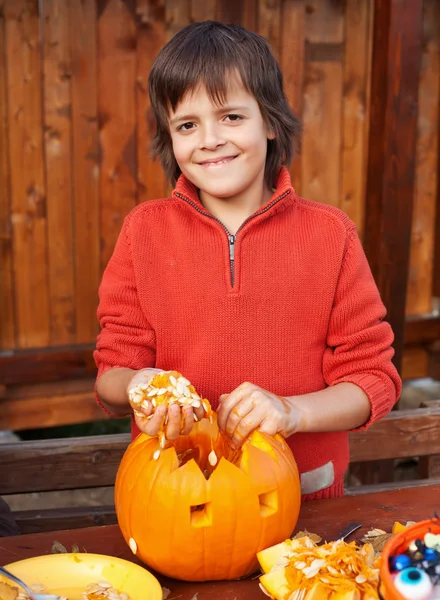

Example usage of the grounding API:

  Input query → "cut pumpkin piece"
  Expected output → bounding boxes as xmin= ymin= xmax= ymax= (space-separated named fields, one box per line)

xmin=330 ymin=589 xmax=360 ymax=600
xmin=259 ymin=566 xmax=290 ymax=600
xmin=257 ymin=541 xmax=292 ymax=573
xmin=303 ymin=583 xmax=332 ymax=599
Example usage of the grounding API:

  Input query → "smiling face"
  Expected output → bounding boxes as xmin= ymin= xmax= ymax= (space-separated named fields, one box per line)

xmin=168 ymin=74 xmax=275 ymax=209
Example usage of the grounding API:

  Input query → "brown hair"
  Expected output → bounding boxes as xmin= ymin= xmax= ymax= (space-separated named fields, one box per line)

xmin=148 ymin=21 xmax=301 ymax=188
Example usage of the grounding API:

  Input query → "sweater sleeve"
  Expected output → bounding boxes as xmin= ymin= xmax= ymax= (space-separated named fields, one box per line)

xmin=322 ymin=226 xmax=402 ymax=430
xmin=94 ymin=216 xmax=156 ymax=386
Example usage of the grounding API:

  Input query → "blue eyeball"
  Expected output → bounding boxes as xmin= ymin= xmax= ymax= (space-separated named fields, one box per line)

xmin=393 ymin=567 xmax=433 ymax=600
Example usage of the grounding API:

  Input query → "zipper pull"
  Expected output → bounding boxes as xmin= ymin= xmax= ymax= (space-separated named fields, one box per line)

xmin=228 ymin=234 xmax=236 ymax=261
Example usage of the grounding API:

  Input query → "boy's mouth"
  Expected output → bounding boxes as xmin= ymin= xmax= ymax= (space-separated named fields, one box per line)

xmin=198 ymin=155 xmax=238 ymax=167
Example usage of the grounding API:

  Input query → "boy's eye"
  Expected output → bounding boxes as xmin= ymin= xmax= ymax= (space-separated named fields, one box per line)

xmin=177 ymin=122 xmax=195 ymax=132
xmin=225 ymin=114 xmax=242 ymax=122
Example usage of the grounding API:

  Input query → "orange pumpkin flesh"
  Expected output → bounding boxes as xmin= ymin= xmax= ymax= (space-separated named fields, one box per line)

xmin=115 ymin=413 xmax=301 ymax=581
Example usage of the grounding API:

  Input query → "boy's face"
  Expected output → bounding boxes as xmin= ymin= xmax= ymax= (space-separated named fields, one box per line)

xmin=168 ymin=75 xmax=274 ymax=204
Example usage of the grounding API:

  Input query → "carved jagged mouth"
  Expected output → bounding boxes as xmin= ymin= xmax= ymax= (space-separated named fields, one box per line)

xmin=175 ymin=434 xmax=242 ymax=479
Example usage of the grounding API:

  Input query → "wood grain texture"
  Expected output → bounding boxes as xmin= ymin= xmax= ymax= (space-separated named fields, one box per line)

xmin=69 ymin=0 xmax=101 ymax=343
xmin=258 ymin=0 xmax=281 ymax=60
xmin=0 ymin=379 xmax=103 ymax=431
xmin=165 ymin=0 xmax=190 ymax=41
xmin=14 ymin=506 xmax=118 ymax=534
xmin=301 ymin=61 xmax=342 ymax=207
xmin=0 ymin=343 xmax=96 ymax=385
xmin=1 ymin=485 xmax=440 ymax=598
xmin=0 ymin=433 xmax=130 ymax=494
xmin=191 ymin=0 xmax=216 ymax=21
xmin=136 ymin=0 xmax=167 ymax=204
xmin=43 ymin=0 xmax=76 ymax=344
xmin=406 ymin=0 xmax=440 ymax=315
xmin=5 ymin=0 xmax=50 ymax=347
xmin=98 ymin=0 xmax=138 ymax=270
xmin=349 ymin=405 xmax=440 ymax=462
xmin=0 ymin=0 xmax=16 ymax=350
xmin=340 ymin=0 xmax=372 ymax=235
xmin=281 ymin=0 xmax=304 ymax=193
xmin=364 ymin=0 xmax=423 ymax=373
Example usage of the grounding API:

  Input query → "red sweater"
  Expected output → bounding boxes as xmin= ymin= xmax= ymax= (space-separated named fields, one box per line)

xmin=94 ymin=167 xmax=401 ymax=500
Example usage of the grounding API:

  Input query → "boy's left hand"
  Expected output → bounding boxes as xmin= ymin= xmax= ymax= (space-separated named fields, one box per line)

xmin=217 ymin=382 xmax=302 ymax=447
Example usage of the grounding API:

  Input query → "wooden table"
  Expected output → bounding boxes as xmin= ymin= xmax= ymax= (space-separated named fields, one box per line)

xmin=1 ymin=485 xmax=438 ymax=599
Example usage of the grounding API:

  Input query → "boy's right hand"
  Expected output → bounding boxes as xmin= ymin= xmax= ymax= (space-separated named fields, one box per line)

xmin=126 ymin=368 xmax=204 ymax=440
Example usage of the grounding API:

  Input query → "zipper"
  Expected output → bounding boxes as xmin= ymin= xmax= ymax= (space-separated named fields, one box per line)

xmin=175 ymin=189 xmax=291 ymax=287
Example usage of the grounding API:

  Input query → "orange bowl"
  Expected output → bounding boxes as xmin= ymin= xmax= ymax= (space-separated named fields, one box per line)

xmin=380 ymin=519 xmax=440 ymax=599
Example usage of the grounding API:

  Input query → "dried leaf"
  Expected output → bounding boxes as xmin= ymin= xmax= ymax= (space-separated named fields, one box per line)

xmin=71 ymin=544 xmax=80 ymax=553
xmin=292 ymin=530 xmax=322 ymax=544
xmin=162 ymin=588 xmax=171 ymax=599
xmin=51 ymin=540 xmax=67 ymax=554
xmin=369 ymin=533 xmax=393 ymax=553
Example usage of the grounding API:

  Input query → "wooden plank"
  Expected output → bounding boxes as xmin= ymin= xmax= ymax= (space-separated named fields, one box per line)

xmin=5 ymin=0 xmax=50 ymax=348
xmin=165 ymin=0 xmax=190 ymax=41
xmin=98 ymin=0 xmax=138 ymax=270
xmin=340 ymin=0 xmax=372 ymax=236
xmin=191 ymin=0 xmax=215 ymax=21
xmin=301 ymin=61 xmax=342 ymax=207
xmin=0 ymin=343 xmax=96 ymax=385
xmin=43 ymin=0 xmax=75 ymax=345
xmin=0 ymin=379 xmax=105 ymax=431
xmin=242 ymin=0 xmax=257 ymax=32
xmin=13 ymin=505 xmax=118 ymax=534
xmin=346 ymin=477 xmax=440 ymax=496
xmin=404 ymin=313 xmax=440 ymax=345
xmin=301 ymin=1 xmax=344 ymax=207
xmin=349 ymin=406 xmax=440 ymax=463
xmin=0 ymin=0 xmax=16 ymax=350
xmin=406 ymin=0 xmax=440 ymax=315
xmin=0 ymin=433 xmax=130 ymax=494
xmin=304 ymin=0 xmax=344 ymax=44
xmin=280 ymin=0 xmax=304 ymax=193
xmin=401 ymin=345 xmax=429 ymax=381
xmin=136 ymin=0 xmax=167 ymax=204
xmin=69 ymin=0 xmax=101 ymax=343
xmin=363 ymin=0 xmax=423 ymax=374
xmin=216 ymin=0 xmax=243 ymax=23
xmin=257 ymin=0 xmax=281 ymax=60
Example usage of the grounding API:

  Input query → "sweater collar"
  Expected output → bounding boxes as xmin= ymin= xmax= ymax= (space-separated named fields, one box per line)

xmin=172 ymin=166 xmax=295 ymax=214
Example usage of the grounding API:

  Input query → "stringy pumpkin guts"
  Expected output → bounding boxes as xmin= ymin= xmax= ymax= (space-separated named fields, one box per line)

xmin=129 ymin=371 xmax=214 ymax=459
xmin=258 ymin=535 xmax=381 ymax=599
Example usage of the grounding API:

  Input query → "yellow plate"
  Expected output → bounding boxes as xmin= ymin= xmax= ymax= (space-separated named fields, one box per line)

xmin=3 ymin=553 xmax=163 ymax=600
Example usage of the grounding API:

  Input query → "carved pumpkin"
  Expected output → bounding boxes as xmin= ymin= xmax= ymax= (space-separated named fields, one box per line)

xmin=115 ymin=411 xmax=301 ymax=581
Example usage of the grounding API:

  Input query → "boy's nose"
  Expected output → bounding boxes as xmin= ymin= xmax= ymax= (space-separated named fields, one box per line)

xmin=200 ymin=125 xmax=225 ymax=150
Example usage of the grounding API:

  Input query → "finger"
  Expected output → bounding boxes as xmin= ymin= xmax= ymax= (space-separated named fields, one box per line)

xmin=130 ymin=398 xmax=153 ymax=417
xmin=217 ymin=382 xmax=254 ymax=432
xmin=257 ymin=417 xmax=278 ymax=437
xmin=224 ymin=396 xmax=255 ymax=437
xmin=165 ymin=403 xmax=182 ymax=440
xmin=231 ymin=408 xmax=262 ymax=448
xmin=135 ymin=404 xmax=166 ymax=436
xmin=181 ymin=406 xmax=194 ymax=436
xmin=193 ymin=405 xmax=205 ymax=422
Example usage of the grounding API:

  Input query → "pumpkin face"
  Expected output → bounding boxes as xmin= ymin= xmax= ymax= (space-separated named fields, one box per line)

xmin=115 ymin=415 xmax=301 ymax=581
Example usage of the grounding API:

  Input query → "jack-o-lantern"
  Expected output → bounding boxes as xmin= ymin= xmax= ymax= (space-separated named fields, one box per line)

xmin=115 ymin=403 xmax=301 ymax=581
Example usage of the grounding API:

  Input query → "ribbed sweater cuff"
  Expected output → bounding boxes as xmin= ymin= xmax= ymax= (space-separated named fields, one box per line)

xmin=337 ymin=373 xmax=391 ymax=431
xmin=301 ymin=479 xmax=344 ymax=502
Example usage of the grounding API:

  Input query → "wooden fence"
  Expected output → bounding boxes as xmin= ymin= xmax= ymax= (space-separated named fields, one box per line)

xmin=0 ymin=0 xmax=439 ymax=397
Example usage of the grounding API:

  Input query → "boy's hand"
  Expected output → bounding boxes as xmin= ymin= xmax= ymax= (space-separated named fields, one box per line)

xmin=127 ymin=368 xmax=205 ymax=440
xmin=217 ymin=382 xmax=303 ymax=447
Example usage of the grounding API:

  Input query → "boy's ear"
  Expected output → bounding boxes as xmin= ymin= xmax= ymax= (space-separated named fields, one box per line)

xmin=267 ymin=130 xmax=276 ymax=140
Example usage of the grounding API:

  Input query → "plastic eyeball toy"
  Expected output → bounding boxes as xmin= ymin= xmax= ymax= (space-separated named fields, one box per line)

xmin=393 ymin=567 xmax=433 ymax=600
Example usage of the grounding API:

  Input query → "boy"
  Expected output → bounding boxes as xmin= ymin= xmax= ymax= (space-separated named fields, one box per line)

xmin=94 ymin=21 xmax=401 ymax=500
